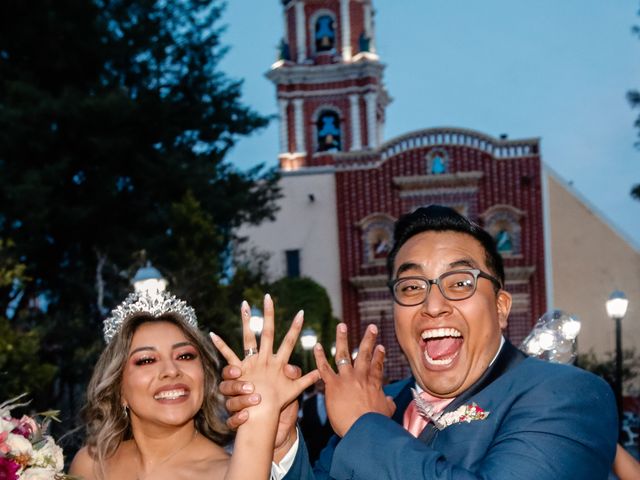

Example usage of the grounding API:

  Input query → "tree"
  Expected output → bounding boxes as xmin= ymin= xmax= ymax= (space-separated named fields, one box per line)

xmin=0 ymin=0 xmax=279 ymax=413
xmin=0 ymin=239 xmax=57 ymax=399
xmin=628 ymin=13 xmax=640 ymax=201
xmin=269 ymin=277 xmax=338 ymax=371
xmin=577 ymin=348 xmax=640 ymax=394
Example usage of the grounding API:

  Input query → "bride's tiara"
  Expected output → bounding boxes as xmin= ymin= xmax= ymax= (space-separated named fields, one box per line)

xmin=103 ymin=290 xmax=198 ymax=344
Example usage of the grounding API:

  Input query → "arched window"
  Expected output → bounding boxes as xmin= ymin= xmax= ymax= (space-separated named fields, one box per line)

xmin=426 ymin=148 xmax=450 ymax=175
xmin=480 ymin=205 xmax=525 ymax=257
xmin=316 ymin=110 xmax=341 ymax=152
xmin=315 ymin=15 xmax=336 ymax=52
xmin=495 ymin=229 xmax=513 ymax=253
xmin=358 ymin=213 xmax=396 ymax=265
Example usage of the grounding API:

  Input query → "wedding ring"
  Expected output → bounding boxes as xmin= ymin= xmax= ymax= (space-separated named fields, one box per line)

xmin=244 ymin=347 xmax=258 ymax=358
xmin=336 ymin=358 xmax=350 ymax=367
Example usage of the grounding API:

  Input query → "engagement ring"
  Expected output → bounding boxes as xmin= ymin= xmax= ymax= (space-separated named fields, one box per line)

xmin=336 ymin=358 xmax=350 ymax=367
xmin=244 ymin=347 xmax=258 ymax=358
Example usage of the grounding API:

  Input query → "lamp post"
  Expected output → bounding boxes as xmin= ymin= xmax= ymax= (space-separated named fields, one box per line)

xmin=132 ymin=261 xmax=168 ymax=296
xmin=249 ymin=307 xmax=264 ymax=336
xmin=300 ymin=328 xmax=318 ymax=373
xmin=606 ymin=290 xmax=629 ymax=439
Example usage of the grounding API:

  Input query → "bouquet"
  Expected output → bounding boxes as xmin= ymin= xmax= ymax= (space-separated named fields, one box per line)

xmin=0 ymin=395 xmax=71 ymax=480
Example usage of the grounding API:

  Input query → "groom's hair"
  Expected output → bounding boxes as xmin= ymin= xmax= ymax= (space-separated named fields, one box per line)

xmin=386 ymin=204 xmax=505 ymax=287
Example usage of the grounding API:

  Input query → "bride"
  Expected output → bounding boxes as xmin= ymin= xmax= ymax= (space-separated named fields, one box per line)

xmin=69 ymin=291 xmax=318 ymax=480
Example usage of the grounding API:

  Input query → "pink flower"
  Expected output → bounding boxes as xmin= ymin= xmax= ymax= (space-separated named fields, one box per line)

xmin=0 ymin=457 xmax=20 ymax=480
xmin=13 ymin=416 xmax=37 ymax=439
xmin=0 ymin=431 xmax=9 ymax=455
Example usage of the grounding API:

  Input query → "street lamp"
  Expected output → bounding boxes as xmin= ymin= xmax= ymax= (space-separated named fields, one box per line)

xmin=606 ymin=290 xmax=629 ymax=439
xmin=249 ymin=307 xmax=264 ymax=335
xmin=300 ymin=328 xmax=318 ymax=373
xmin=132 ymin=261 xmax=168 ymax=296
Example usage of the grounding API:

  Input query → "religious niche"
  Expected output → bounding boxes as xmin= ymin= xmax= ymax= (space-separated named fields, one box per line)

xmin=480 ymin=205 xmax=525 ymax=257
xmin=316 ymin=110 xmax=342 ymax=152
xmin=315 ymin=14 xmax=336 ymax=53
xmin=425 ymin=148 xmax=450 ymax=175
xmin=358 ymin=214 xmax=395 ymax=265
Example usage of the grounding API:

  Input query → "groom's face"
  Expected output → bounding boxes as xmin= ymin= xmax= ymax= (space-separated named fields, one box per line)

xmin=392 ymin=230 xmax=511 ymax=398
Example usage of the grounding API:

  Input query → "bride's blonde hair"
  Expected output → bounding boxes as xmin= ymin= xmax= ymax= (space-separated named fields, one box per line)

xmin=81 ymin=312 xmax=232 ymax=477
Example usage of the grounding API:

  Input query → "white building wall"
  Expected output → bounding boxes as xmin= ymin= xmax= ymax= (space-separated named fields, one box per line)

xmin=544 ymin=167 xmax=640 ymax=392
xmin=236 ymin=171 xmax=343 ymax=317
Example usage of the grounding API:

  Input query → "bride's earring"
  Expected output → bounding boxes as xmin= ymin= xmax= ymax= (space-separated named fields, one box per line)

xmin=123 ymin=404 xmax=129 ymax=419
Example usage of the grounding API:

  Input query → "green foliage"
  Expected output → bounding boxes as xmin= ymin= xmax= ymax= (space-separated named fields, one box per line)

xmin=629 ymin=20 xmax=640 ymax=200
xmin=269 ymin=277 xmax=338 ymax=366
xmin=576 ymin=348 xmax=640 ymax=391
xmin=0 ymin=0 xmax=279 ymax=412
xmin=0 ymin=317 xmax=58 ymax=399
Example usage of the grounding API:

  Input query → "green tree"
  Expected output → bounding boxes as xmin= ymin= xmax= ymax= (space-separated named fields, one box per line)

xmin=628 ymin=12 xmax=640 ymax=200
xmin=0 ymin=0 xmax=279 ymax=412
xmin=0 ymin=239 xmax=57 ymax=399
xmin=577 ymin=348 xmax=640 ymax=393
xmin=269 ymin=277 xmax=338 ymax=372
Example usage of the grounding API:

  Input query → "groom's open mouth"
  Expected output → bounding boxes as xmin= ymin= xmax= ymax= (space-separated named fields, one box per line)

xmin=421 ymin=328 xmax=463 ymax=367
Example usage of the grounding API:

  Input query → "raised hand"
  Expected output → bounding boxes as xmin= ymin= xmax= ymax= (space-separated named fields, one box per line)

xmin=211 ymin=294 xmax=319 ymax=422
xmin=313 ymin=323 xmax=396 ymax=437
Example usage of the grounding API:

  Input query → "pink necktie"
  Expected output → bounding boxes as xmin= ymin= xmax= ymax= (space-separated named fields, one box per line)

xmin=403 ymin=391 xmax=454 ymax=437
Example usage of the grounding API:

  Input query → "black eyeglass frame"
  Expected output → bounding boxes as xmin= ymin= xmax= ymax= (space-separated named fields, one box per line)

xmin=387 ymin=268 xmax=503 ymax=306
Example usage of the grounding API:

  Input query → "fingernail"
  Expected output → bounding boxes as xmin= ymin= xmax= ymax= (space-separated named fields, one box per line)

xmin=378 ymin=345 xmax=386 ymax=353
xmin=241 ymin=300 xmax=249 ymax=310
xmin=209 ymin=332 xmax=217 ymax=341
xmin=230 ymin=366 xmax=241 ymax=376
xmin=239 ymin=410 xmax=249 ymax=420
xmin=265 ymin=293 xmax=271 ymax=301
xmin=369 ymin=324 xmax=378 ymax=334
xmin=338 ymin=323 xmax=347 ymax=333
xmin=241 ymin=383 xmax=254 ymax=393
xmin=249 ymin=394 xmax=260 ymax=403
xmin=294 ymin=310 xmax=304 ymax=324
xmin=314 ymin=343 xmax=323 ymax=351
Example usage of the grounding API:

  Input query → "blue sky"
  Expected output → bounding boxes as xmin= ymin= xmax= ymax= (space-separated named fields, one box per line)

xmin=220 ymin=0 xmax=640 ymax=247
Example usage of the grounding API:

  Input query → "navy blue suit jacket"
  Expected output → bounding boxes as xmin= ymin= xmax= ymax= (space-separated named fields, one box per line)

xmin=283 ymin=341 xmax=618 ymax=479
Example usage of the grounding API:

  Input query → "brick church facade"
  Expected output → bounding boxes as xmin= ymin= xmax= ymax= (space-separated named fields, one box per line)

xmin=244 ymin=0 xmax=549 ymax=380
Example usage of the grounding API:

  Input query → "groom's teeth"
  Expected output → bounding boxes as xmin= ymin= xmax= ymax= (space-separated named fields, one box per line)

xmin=421 ymin=328 xmax=461 ymax=340
xmin=424 ymin=349 xmax=459 ymax=366
xmin=154 ymin=389 xmax=187 ymax=400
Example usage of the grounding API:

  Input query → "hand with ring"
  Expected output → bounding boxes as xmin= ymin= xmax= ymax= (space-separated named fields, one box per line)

xmin=211 ymin=294 xmax=320 ymax=463
xmin=313 ymin=322 xmax=396 ymax=437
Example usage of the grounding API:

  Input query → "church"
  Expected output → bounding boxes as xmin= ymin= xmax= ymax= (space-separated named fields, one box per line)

xmin=239 ymin=0 xmax=640 ymax=382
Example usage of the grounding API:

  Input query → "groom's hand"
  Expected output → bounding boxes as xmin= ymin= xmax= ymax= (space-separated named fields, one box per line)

xmin=314 ymin=323 xmax=396 ymax=437
xmin=220 ymin=363 xmax=303 ymax=461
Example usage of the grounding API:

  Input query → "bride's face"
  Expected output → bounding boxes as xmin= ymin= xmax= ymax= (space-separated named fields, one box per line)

xmin=121 ymin=321 xmax=205 ymax=428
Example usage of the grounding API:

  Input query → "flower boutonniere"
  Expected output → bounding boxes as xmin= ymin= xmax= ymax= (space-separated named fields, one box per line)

xmin=412 ymin=389 xmax=490 ymax=431
xmin=436 ymin=403 xmax=490 ymax=430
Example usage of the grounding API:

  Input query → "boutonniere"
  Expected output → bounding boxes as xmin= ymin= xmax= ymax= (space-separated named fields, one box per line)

xmin=412 ymin=389 xmax=490 ymax=431
xmin=437 ymin=403 xmax=490 ymax=430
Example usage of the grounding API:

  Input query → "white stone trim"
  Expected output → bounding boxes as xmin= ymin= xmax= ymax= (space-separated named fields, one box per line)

xmin=340 ymin=0 xmax=352 ymax=61
xmin=293 ymin=98 xmax=306 ymax=153
xmin=363 ymin=2 xmax=376 ymax=53
xmin=364 ymin=91 xmax=377 ymax=148
xmin=541 ymin=163 xmax=554 ymax=310
xmin=295 ymin=1 xmax=306 ymax=63
xmin=278 ymin=99 xmax=290 ymax=154
xmin=267 ymin=61 xmax=385 ymax=85
xmin=275 ymin=84 xmax=381 ymax=99
xmin=349 ymin=94 xmax=362 ymax=150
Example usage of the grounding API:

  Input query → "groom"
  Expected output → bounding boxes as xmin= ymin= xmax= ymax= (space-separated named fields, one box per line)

xmin=222 ymin=205 xmax=618 ymax=479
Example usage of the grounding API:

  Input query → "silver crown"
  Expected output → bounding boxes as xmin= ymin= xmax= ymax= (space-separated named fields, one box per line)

xmin=103 ymin=290 xmax=198 ymax=343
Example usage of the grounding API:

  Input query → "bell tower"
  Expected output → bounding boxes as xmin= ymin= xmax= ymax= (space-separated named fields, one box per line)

xmin=268 ymin=0 xmax=390 ymax=171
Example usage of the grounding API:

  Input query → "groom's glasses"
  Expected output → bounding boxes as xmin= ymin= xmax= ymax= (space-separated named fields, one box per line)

xmin=388 ymin=269 xmax=502 ymax=306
